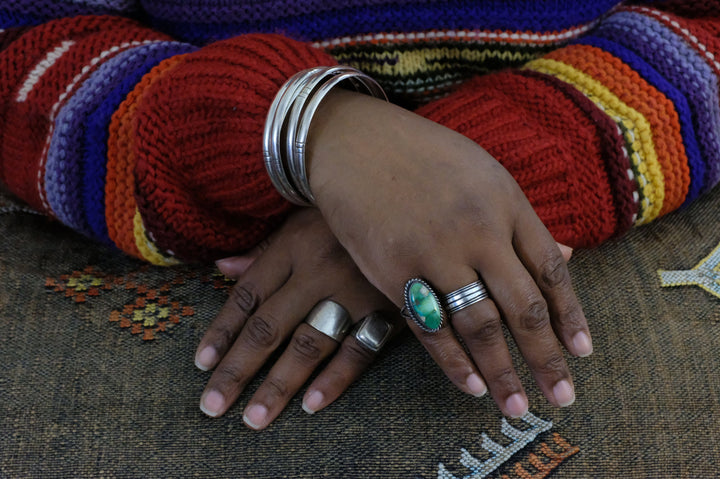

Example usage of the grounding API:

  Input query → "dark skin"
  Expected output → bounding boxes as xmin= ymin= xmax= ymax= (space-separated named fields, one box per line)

xmin=197 ymin=90 xmax=591 ymax=429
xmin=195 ymin=209 xmax=404 ymax=429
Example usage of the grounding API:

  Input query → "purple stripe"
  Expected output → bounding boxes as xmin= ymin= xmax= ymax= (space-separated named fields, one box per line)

xmin=595 ymin=11 xmax=720 ymax=192
xmin=142 ymin=0 xmax=620 ymax=26
xmin=82 ymin=41 xmax=196 ymax=244
xmin=143 ymin=0 xmax=621 ymax=44
xmin=45 ymin=41 xmax=192 ymax=235
xmin=7 ymin=0 xmax=138 ymax=17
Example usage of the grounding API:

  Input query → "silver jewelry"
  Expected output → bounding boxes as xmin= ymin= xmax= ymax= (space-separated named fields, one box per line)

xmin=263 ymin=68 xmax=325 ymax=206
xmin=263 ymin=66 xmax=388 ymax=206
xmin=293 ymin=70 xmax=386 ymax=204
xmin=402 ymin=277 xmax=446 ymax=333
xmin=352 ymin=312 xmax=393 ymax=352
xmin=443 ymin=279 xmax=489 ymax=315
xmin=304 ymin=300 xmax=352 ymax=342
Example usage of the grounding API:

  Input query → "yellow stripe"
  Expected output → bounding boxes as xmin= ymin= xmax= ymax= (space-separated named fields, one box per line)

xmin=334 ymin=47 xmax=538 ymax=78
xmin=526 ymin=58 xmax=664 ymax=224
xmin=133 ymin=210 xmax=180 ymax=266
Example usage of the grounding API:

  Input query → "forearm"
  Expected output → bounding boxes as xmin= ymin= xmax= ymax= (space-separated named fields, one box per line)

xmin=0 ymin=16 xmax=336 ymax=264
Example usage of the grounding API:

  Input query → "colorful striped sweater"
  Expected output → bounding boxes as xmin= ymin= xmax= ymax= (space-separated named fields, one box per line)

xmin=0 ymin=1 xmax=719 ymax=264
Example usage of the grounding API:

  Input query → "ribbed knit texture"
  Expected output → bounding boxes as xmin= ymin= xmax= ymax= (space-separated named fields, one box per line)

xmin=0 ymin=2 xmax=718 ymax=263
xmin=132 ymin=34 xmax=337 ymax=261
xmin=139 ymin=0 xmax=623 ymax=106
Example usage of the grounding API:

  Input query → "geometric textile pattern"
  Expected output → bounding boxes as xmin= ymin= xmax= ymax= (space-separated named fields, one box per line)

xmin=436 ymin=413 xmax=578 ymax=479
xmin=658 ymin=241 xmax=720 ymax=300
xmin=46 ymin=265 xmax=233 ymax=340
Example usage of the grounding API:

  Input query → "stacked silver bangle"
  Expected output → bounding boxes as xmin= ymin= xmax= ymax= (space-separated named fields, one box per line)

xmin=263 ymin=66 xmax=388 ymax=206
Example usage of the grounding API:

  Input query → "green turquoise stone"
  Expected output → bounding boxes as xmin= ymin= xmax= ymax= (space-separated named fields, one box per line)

xmin=408 ymin=281 xmax=443 ymax=330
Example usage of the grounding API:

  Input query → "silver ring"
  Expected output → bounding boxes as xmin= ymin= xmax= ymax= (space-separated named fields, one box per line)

xmin=352 ymin=312 xmax=393 ymax=352
xmin=403 ymin=278 xmax=446 ymax=332
xmin=304 ymin=300 xmax=352 ymax=342
xmin=443 ymin=280 xmax=489 ymax=315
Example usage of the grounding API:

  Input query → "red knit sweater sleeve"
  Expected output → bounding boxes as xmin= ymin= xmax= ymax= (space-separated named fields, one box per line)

xmin=130 ymin=34 xmax=337 ymax=261
xmin=416 ymin=5 xmax=720 ymax=248
xmin=1 ymin=4 xmax=719 ymax=263
xmin=0 ymin=16 xmax=336 ymax=263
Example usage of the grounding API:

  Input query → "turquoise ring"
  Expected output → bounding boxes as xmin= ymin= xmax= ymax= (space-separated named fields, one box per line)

xmin=403 ymin=278 xmax=446 ymax=332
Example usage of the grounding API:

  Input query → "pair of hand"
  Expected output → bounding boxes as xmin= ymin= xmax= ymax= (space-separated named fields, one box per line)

xmin=196 ymin=90 xmax=592 ymax=429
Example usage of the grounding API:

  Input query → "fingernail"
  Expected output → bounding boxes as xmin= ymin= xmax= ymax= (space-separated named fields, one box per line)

xmin=302 ymin=390 xmax=324 ymax=414
xmin=195 ymin=347 xmax=218 ymax=371
xmin=215 ymin=257 xmax=253 ymax=277
xmin=553 ymin=380 xmax=575 ymax=407
xmin=572 ymin=331 xmax=593 ymax=357
xmin=505 ymin=393 xmax=529 ymax=418
xmin=243 ymin=404 xmax=268 ymax=430
xmin=200 ymin=390 xmax=225 ymax=417
xmin=466 ymin=373 xmax=487 ymax=397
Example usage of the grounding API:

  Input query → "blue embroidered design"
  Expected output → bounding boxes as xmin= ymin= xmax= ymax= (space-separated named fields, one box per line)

xmin=658 ymin=242 xmax=720 ymax=299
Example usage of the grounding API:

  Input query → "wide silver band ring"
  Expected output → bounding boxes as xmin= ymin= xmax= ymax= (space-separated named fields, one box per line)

xmin=305 ymin=300 xmax=352 ymax=342
xmin=352 ymin=312 xmax=393 ymax=352
xmin=443 ymin=280 xmax=489 ymax=315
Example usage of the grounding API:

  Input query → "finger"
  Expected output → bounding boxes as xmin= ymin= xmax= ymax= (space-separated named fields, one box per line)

xmin=475 ymin=244 xmax=575 ymax=408
xmin=403 ymin=266 xmax=490 ymax=399
xmin=242 ymin=322 xmax=340 ymax=430
xmin=556 ymin=243 xmax=573 ymax=262
xmin=451 ymin=297 xmax=529 ymax=418
xmin=195 ymin=246 xmax=291 ymax=371
xmin=414 ymin=265 xmax=529 ymax=418
xmin=515 ymin=210 xmax=592 ymax=358
xmin=199 ymin=277 xmax=320 ymax=418
xmin=302 ymin=311 xmax=402 ymax=414
xmin=215 ymin=237 xmax=272 ymax=279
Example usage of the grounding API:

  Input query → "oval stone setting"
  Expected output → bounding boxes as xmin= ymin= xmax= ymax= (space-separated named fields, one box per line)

xmin=404 ymin=278 xmax=445 ymax=332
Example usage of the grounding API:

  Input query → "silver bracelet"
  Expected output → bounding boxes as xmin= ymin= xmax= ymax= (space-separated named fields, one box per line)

xmin=263 ymin=66 xmax=388 ymax=206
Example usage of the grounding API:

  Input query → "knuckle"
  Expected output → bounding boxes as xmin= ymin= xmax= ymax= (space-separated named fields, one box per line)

xmin=228 ymin=283 xmax=260 ymax=315
xmin=244 ymin=315 xmax=281 ymax=349
xmin=341 ymin=338 xmax=376 ymax=365
xmin=488 ymin=367 xmax=519 ymax=392
xmin=263 ymin=376 xmax=290 ymax=400
xmin=216 ymin=363 xmax=246 ymax=386
xmin=461 ymin=316 xmax=504 ymax=345
xmin=535 ymin=353 xmax=567 ymax=377
xmin=290 ymin=333 xmax=323 ymax=364
xmin=209 ymin=323 xmax=237 ymax=349
xmin=538 ymin=253 xmax=570 ymax=290
xmin=517 ymin=299 xmax=550 ymax=332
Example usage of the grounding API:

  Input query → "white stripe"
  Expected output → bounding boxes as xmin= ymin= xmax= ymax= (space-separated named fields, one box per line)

xmin=631 ymin=6 xmax=720 ymax=73
xmin=36 ymin=39 xmax=159 ymax=213
xmin=312 ymin=22 xmax=596 ymax=49
xmin=17 ymin=40 xmax=76 ymax=103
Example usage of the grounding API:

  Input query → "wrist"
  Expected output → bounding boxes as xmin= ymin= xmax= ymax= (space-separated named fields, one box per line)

xmin=262 ymin=67 xmax=386 ymax=207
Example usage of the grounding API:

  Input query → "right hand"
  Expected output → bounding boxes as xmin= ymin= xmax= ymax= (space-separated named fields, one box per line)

xmin=306 ymin=89 xmax=592 ymax=417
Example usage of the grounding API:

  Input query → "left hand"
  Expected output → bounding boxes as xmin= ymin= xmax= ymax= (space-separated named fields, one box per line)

xmin=195 ymin=209 xmax=403 ymax=429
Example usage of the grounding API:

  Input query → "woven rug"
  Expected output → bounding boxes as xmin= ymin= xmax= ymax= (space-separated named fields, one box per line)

xmin=2 ymin=185 xmax=720 ymax=478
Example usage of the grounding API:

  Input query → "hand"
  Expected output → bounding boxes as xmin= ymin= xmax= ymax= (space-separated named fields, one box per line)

xmin=195 ymin=209 xmax=402 ymax=429
xmin=306 ymin=90 xmax=592 ymax=417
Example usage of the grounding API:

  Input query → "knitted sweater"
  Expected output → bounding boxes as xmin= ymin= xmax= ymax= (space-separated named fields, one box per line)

xmin=1 ymin=1 xmax=719 ymax=264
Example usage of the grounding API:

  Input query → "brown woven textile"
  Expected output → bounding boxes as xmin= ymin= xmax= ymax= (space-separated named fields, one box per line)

xmin=2 ymin=187 xmax=720 ymax=478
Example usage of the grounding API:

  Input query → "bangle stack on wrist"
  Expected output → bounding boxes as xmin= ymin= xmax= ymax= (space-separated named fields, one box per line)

xmin=263 ymin=66 xmax=387 ymax=206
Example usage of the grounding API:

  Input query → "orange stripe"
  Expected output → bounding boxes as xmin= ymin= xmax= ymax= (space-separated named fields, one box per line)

xmin=545 ymin=44 xmax=689 ymax=215
xmin=105 ymin=54 xmax=188 ymax=259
